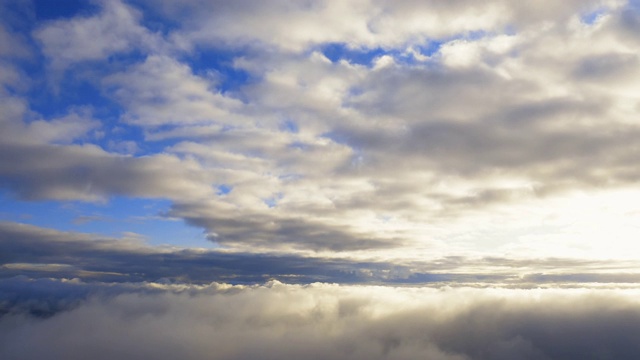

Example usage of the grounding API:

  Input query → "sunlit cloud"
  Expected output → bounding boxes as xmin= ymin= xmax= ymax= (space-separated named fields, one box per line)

xmin=3 ymin=279 xmax=640 ymax=360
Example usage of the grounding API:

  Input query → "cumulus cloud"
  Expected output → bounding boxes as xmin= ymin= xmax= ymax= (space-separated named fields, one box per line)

xmin=0 ymin=92 xmax=215 ymax=201
xmin=33 ymin=0 xmax=164 ymax=71
xmin=2 ymin=279 xmax=640 ymax=360
xmin=147 ymin=0 xmax=620 ymax=50
xmin=0 ymin=141 xmax=214 ymax=201
xmin=103 ymin=55 xmax=243 ymax=128
xmin=3 ymin=0 xmax=640 ymax=255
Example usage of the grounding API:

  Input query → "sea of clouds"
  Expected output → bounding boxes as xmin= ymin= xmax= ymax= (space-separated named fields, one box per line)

xmin=2 ymin=277 xmax=640 ymax=360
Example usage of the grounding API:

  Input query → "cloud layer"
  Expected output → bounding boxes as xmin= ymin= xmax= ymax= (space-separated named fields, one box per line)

xmin=2 ymin=1 xmax=640 ymax=261
xmin=3 ymin=221 xmax=640 ymax=286
xmin=2 ymin=279 xmax=640 ymax=360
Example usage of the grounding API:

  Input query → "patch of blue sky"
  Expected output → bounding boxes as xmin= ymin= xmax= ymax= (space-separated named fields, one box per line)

xmin=319 ymin=41 xmax=447 ymax=68
xmin=20 ymin=57 xmax=185 ymax=156
xmin=263 ymin=192 xmax=283 ymax=208
xmin=24 ymin=76 xmax=152 ymax=155
xmin=127 ymin=0 xmax=182 ymax=36
xmin=465 ymin=30 xmax=490 ymax=41
xmin=415 ymin=40 xmax=444 ymax=57
xmin=33 ymin=0 xmax=99 ymax=21
xmin=581 ymin=7 xmax=608 ymax=24
xmin=28 ymin=73 xmax=122 ymax=119
xmin=0 ymin=191 xmax=73 ymax=230
xmin=15 ymin=44 xmax=153 ymax=154
xmin=30 ymin=0 xmax=178 ymax=36
xmin=185 ymin=47 xmax=253 ymax=97
xmin=503 ymin=24 xmax=517 ymax=36
xmin=321 ymin=43 xmax=387 ymax=66
xmin=280 ymin=119 xmax=299 ymax=133
xmin=216 ymin=184 xmax=233 ymax=196
xmin=71 ymin=197 xmax=211 ymax=247
xmin=0 ymin=192 xmax=211 ymax=248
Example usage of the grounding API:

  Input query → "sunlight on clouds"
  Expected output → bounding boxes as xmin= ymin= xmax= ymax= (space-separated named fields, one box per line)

xmin=2 ymin=0 xmax=640 ymax=269
xmin=5 ymin=3 xmax=640 ymax=358
xmin=501 ymin=188 xmax=640 ymax=259
xmin=3 ymin=280 xmax=640 ymax=359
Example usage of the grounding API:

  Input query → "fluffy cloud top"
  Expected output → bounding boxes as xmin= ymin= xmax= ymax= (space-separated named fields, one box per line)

xmin=2 ymin=279 xmax=640 ymax=360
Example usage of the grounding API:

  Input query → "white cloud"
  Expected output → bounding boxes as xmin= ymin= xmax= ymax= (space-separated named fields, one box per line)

xmin=33 ymin=0 xmax=164 ymax=70
xmin=104 ymin=55 xmax=243 ymax=128
xmin=151 ymin=0 xmax=620 ymax=51
xmin=25 ymin=109 xmax=100 ymax=144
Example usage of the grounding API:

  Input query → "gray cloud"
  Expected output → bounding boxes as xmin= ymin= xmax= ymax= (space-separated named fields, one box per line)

xmin=170 ymin=202 xmax=400 ymax=252
xmin=33 ymin=0 xmax=164 ymax=71
xmin=0 ymin=221 xmax=403 ymax=284
xmin=0 ymin=141 xmax=214 ymax=201
xmin=573 ymin=52 xmax=639 ymax=80
xmin=3 ymin=222 xmax=639 ymax=286
xmin=2 ymin=280 xmax=640 ymax=360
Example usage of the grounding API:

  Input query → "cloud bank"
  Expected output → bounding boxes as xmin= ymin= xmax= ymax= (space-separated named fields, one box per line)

xmin=2 ymin=279 xmax=640 ymax=360
xmin=3 ymin=221 xmax=639 ymax=286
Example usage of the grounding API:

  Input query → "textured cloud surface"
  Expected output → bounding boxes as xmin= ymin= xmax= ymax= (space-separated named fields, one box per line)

xmin=2 ymin=279 xmax=640 ymax=360
xmin=2 ymin=0 xmax=640 ymax=257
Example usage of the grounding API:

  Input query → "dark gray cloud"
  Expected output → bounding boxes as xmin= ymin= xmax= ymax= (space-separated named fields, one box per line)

xmin=170 ymin=202 xmax=401 ymax=251
xmin=2 ymin=222 xmax=639 ymax=287
xmin=0 ymin=142 xmax=214 ymax=201
xmin=345 ymin=66 xmax=639 ymax=180
xmin=0 ymin=222 xmax=391 ymax=284
xmin=573 ymin=52 xmax=639 ymax=80
xmin=2 ymin=280 xmax=640 ymax=360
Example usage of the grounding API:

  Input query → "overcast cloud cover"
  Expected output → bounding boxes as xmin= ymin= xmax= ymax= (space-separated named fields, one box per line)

xmin=3 ymin=279 xmax=640 ymax=359
xmin=2 ymin=0 xmax=640 ymax=358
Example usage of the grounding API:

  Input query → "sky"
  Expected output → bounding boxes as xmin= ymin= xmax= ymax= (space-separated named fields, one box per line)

xmin=2 ymin=0 xmax=640 ymax=358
